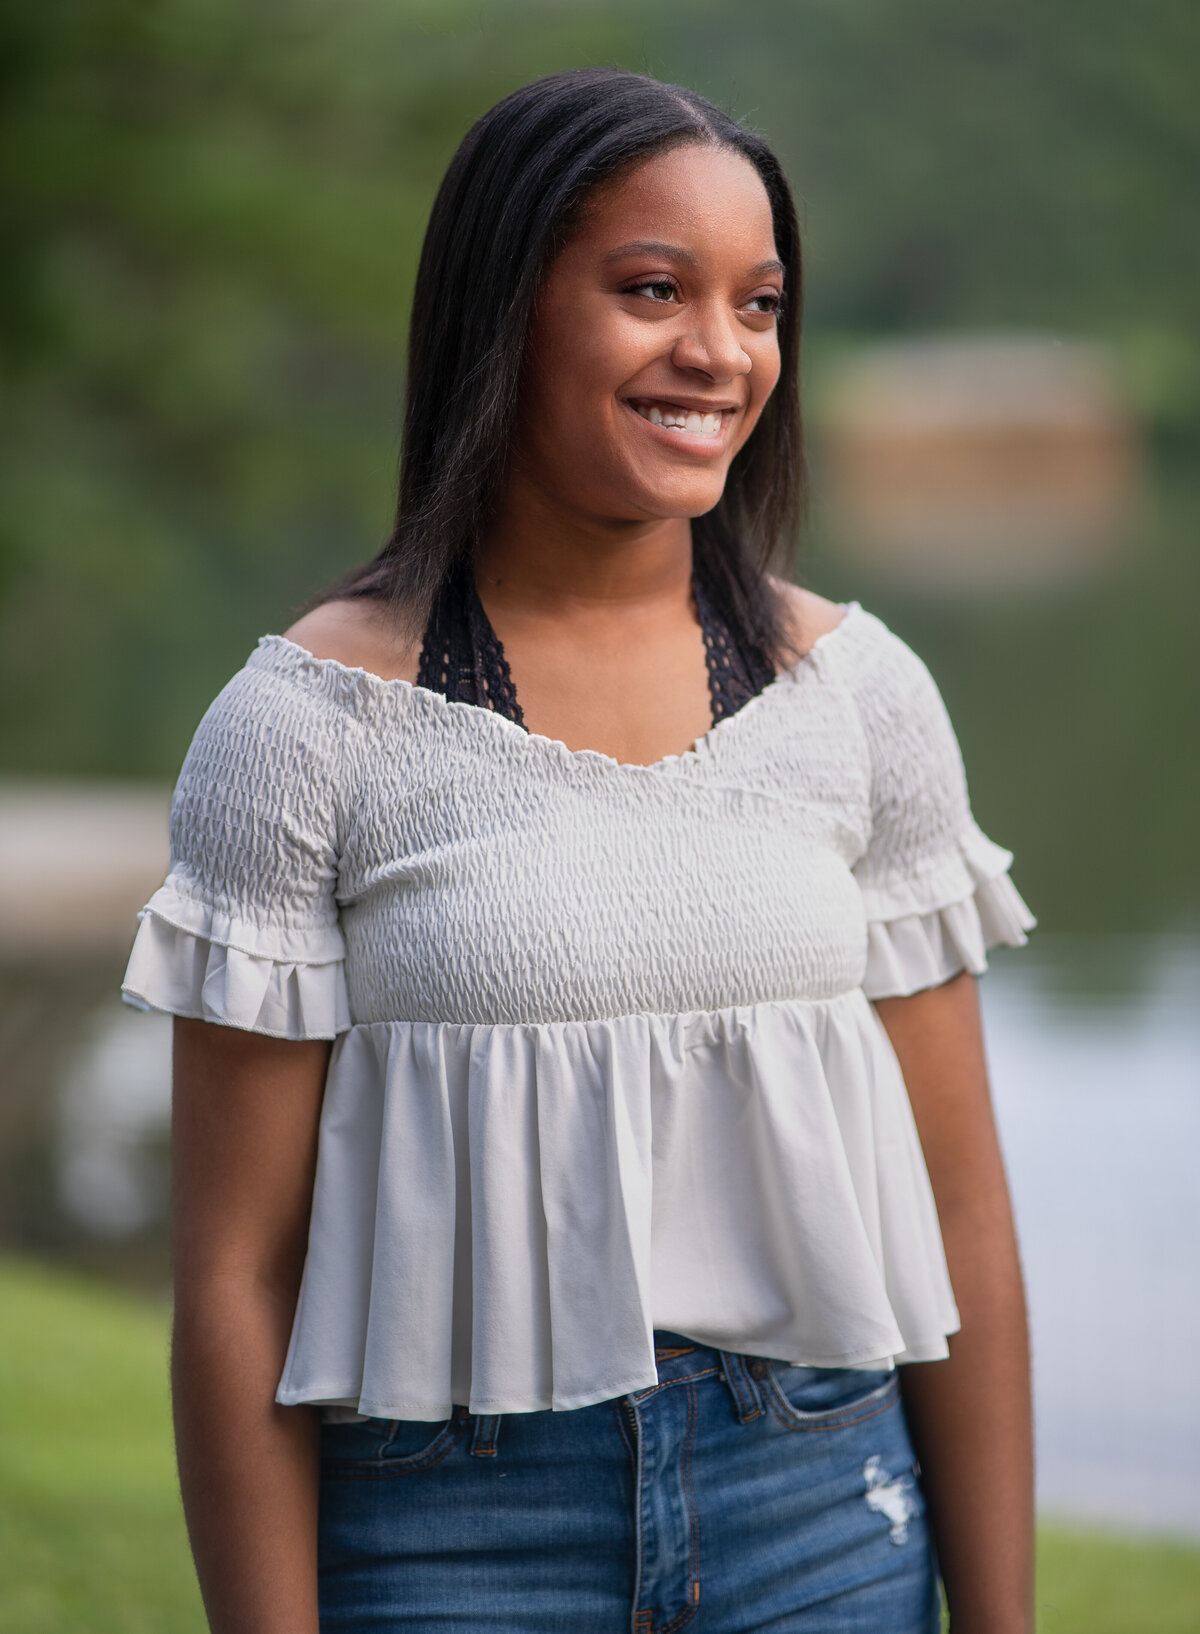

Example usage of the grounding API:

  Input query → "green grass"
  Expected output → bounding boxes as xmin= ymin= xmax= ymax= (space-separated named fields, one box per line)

xmin=1 ymin=1254 xmax=1198 ymax=1632
xmin=0 ymin=1255 xmax=204 ymax=1634
xmin=1036 ymin=1527 xmax=1200 ymax=1633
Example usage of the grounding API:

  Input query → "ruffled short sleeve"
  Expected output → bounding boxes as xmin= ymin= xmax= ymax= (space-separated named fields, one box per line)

xmin=121 ymin=649 xmax=351 ymax=1039
xmin=846 ymin=619 xmax=1036 ymax=1000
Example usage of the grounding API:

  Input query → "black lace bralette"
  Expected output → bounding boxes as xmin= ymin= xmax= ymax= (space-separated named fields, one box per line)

xmin=415 ymin=558 xmax=776 ymax=729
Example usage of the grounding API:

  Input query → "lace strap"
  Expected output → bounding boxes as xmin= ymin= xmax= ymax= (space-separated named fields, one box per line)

xmin=416 ymin=559 xmax=524 ymax=726
xmin=417 ymin=561 xmax=774 ymax=728
xmin=691 ymin=572 xmax=777 ymax=721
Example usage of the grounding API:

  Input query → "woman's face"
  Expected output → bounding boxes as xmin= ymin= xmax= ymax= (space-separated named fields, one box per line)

xmin=512 ymin=142 xmax=785 ymax=528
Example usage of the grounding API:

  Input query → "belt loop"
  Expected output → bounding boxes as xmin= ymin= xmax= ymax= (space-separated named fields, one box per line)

xmin=719 ymin=1349 xmax=765 ymax=1423
xmin=470 ymin=1413 xmax=501 ymax=1456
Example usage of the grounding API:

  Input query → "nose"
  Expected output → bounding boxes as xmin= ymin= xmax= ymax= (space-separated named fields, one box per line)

xmin=670 ymin=302 xmax=753 ymax=382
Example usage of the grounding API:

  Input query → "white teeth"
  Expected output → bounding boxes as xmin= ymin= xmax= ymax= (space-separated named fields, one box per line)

xmin=637 ymin=403 xmax=724 ymax=437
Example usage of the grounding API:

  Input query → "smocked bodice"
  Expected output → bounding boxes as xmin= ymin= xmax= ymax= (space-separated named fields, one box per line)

xmin=122 ymin=601 xmax=1034 ymax=1418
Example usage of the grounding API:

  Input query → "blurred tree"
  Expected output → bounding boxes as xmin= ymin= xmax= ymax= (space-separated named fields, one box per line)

xmin=0 ymin=0 xmax=642 ymax=774
xmin=661 ymin=0 xmax=1200 ymax=438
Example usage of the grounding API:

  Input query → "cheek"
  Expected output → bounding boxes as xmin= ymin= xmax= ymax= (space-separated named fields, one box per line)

xmin=544 ymin=303 xmax=670 ymax=423
xmin=751 ymin=336 xmax=783 ymax=412
xmin=730 ymin=340 xmax=781 ymax=450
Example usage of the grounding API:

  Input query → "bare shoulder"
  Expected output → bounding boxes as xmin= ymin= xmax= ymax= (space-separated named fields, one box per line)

xmin=283 ymin=598 xmax=421 ymax=685
xmin=768 ymin=577 xmax=848 ymax=660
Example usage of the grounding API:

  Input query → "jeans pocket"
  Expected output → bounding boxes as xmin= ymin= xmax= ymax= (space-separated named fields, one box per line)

xmin=761 ymin=1364 xmax=899 ymax=1431
xmin=320 ymin=1408 xmax=469 ymax=1477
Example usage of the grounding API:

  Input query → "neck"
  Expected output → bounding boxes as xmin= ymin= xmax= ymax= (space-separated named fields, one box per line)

xmin=476 ymin=476 xmax=695 ymax=619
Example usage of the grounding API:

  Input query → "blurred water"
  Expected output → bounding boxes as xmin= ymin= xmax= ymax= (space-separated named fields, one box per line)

xmin=982 ymin=936 xmax=1200 ymax=1538
xmin=3 ymin=937 xmax=1197 ymax=1536
xmin=56 ymin=1006 xmax=172 ymax=1238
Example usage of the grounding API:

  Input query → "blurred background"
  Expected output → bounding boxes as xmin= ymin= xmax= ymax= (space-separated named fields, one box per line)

xmin=1 ymin=1 xmax=1197 ymax=1627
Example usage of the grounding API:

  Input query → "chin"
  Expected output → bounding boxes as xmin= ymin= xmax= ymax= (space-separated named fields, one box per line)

xmin=619 ymin=472 xmax=730 ymax=521
xmin=646 ymin=487 xmax=729 ymax=521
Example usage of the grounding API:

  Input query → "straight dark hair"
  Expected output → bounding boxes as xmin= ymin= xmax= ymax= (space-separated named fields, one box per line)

xmin=326 ymin=67 xmax=805 ymax=660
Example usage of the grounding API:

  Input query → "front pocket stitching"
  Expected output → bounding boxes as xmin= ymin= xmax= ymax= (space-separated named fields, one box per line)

xmin=322 ymin=1413 xmax=469 ymax=1478
xmin=763 ymin=1373 xmax=899 ymax=1433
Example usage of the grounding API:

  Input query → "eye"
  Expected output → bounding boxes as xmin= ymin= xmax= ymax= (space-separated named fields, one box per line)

xmin=625 ymin=278 xmax=680 ymax=304
xmin=744 ymin=291 xmax=782 ymax=317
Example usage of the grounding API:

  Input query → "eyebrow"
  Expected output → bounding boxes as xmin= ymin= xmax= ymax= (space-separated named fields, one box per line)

xmin=601 ymin=240 xmax=784 ymax=279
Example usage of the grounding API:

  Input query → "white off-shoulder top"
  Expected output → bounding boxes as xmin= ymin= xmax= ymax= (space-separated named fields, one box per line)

xmin=122 ymin=601 xmax=1034 ymax=1420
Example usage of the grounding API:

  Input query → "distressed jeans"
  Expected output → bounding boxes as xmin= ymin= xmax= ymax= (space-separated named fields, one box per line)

xmin=317 ymin=1331 xmax=941 ymax=1632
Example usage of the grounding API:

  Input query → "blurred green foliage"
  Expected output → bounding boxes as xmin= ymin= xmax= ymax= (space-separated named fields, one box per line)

xmin=0 ymin=0 xmax=644 ymax=774
xmin=3 ymin=1253 xmax=1200 ymax=1633
xmin=1 ymin=0 xmax=1197 ymax=936
xmin=675 ymin=1 xmax=1200 ymax=400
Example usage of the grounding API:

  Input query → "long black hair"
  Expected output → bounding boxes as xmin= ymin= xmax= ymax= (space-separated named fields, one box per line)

xmin=328 ymin=68 xmax=804 ymax=660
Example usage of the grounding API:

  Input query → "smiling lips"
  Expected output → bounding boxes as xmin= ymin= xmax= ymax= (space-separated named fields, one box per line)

xmin=630 ymin=399 xmax=735 ymax=441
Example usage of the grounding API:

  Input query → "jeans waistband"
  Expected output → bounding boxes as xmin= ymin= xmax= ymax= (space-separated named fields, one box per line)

xmin=643 ymin=1329 xmax=769 ymax=1423
xmin=461 ymin=1333 xmax=768 ymax=1458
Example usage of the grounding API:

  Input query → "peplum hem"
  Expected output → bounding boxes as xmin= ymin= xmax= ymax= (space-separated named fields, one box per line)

xmin=861 ymin=828 xmax=1036 ymax=1000
xmin=274 ymin=990 xmax=961 ymax=1421
xmin=116 ymin=601 xmax=1036 ymax=1420
xmin=122 ymin=881 xmax=350 ymax=1040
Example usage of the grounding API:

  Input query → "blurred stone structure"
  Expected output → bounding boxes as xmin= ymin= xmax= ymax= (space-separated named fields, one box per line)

xmin=0 ymin=783 xmax=172 ymax=1280
xmin=818 ymin=335 xmax=1141 ymax=592
xmin=0 ymin=782 xmax=169 ymax=960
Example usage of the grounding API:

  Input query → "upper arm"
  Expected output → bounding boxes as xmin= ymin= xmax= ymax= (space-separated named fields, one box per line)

xmin=123 ymin=656 xmax=352 ymax=1284
xmin=171 ymin=1019 xmax=331 ymax=1292
xmin=873 ymin=973 xmax=1012 ymax=1224
xmin=849 ymin=629 xmax=1029 ymax=1241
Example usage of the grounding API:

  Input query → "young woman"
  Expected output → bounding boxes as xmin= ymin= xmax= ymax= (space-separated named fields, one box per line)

xmin=123 ymin=68 xmax=1036 ymax=1634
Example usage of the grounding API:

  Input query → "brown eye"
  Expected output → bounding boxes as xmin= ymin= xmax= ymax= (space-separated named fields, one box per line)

xmin=627 ymin=279 xmax=678 ymax=304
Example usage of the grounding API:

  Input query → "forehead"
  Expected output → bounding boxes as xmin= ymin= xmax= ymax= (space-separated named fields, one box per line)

xmin=568 ymin=143 xmax=778 ymax=262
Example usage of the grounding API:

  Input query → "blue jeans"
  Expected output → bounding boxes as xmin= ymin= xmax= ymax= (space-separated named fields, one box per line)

xmin=317 ymin=1332 xmax=941 ymax=1632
